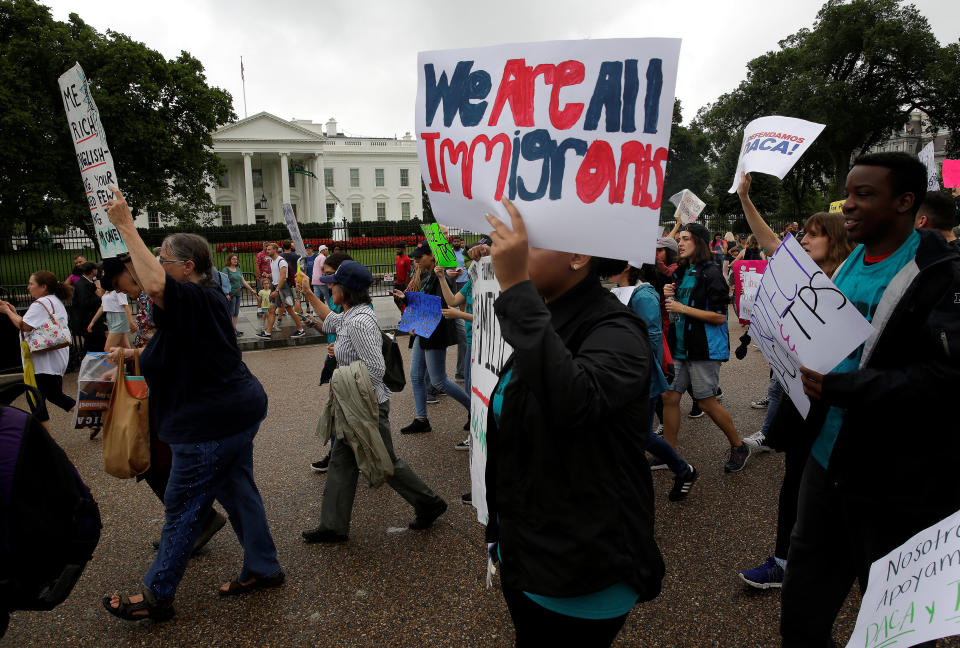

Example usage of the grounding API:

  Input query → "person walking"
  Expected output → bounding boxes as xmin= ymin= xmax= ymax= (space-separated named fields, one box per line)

xmin=298 ymin=261 xmax=447 ymax=542
xmin=100 ymin=188 xmax=283 ymax=622
xmin=88 ymin=288 xmax=135 ymax=351
xmin=256 ymin=243 xmax=304 ymax=339
xmin=223 ymin=254 xmax=257 ymax=336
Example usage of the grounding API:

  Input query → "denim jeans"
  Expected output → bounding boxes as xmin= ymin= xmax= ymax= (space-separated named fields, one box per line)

xmin=312 ymin=285 xmax=327 ymax=303
xmin=645 ymin=400 xmax=687 ymax=475
xmin=144 ymin=421 xmax=281 ymax=600
xmin=759 ymin=375 xmax=784 ymax=436
xmin=454 ymin=318 xmax=467 ymax=378
xmin=463 ymin=342 xmax=472 ymax=399
xmin=410 ymin=337 xmax=470 ymax=419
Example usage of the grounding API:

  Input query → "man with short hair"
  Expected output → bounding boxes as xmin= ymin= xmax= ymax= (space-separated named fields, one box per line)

xmin=255 ymin=242 xmax=272 ymax=283
xmin=915 ymin=190 xmax=958 ymax=249
xmin=256 ymin=243 xmax=305 ymax=339
xmin=781 ymin=152 xmax=960 ymax=646
xmin=279 ymin=240 xmax=303 ymax=315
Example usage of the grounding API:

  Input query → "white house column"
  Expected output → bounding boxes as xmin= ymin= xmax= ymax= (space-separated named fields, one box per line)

xmin=279 ymin=152 xmax=291 ymax=208
xmin=301 ymin=158 xmax=312 ymax=222
xmin=314 ymin=153 xmax=325 ymax=221
xmin=242 ymin=152 xmax=255 ymax=225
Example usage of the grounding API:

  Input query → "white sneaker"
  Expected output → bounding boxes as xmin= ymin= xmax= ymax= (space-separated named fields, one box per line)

xmin=653 ymin=424 xmax=663 ymax=437
xmin=743 ymin=431 xmax=772 ymax=454
xmin=455 ymin=437 xmax=470 ymax=451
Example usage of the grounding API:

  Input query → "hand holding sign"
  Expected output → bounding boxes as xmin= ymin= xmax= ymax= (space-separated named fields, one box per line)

xmin=669 ymin=189 xmax=706 ymax=224
xmin=486 ymin=198 xmax=531 ymax=294
xmin=397 ymin=292 xmax=443 ymax=338
xmin=728 ymin=116 xmax=826 ymax=193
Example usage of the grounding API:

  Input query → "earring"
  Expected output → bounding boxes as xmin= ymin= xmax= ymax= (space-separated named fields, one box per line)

xmin=572 ymin=264 xmax=580 ymax=271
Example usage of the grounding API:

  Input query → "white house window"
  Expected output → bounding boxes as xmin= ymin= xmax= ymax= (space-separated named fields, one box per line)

xmin=400 ymin=168 xmax=409 ymax=187
xmin=220 ymin=205 xmax=232 ymax=226
xmin=288 ymin=170 xmax=296 ymax=188
xmin=326 ymin=203 xmax=336 ymax=221
xmin=375 ymin=168 xmax=384 ymax=187
xmin=324 ymin=168 xmax=334 ymax=187
xmin=349 ymin=168 xmax=360 ymax=187
xmin=255 ymin=212 xmax=267 ymax=224
xmin=148 ymin=212 xmax=159 ymax=229
xmin=351 ymin=202 xmax=362 ymax=222
xmin=252 ymin=169 xmax=263 ymax=188
xmin=401 ymin=202 xmax=411 ymax=220
xmin=377 ymin=202 xmax=386 ymax=221
xmin=219 ymin=170 xmax=230 ymax=188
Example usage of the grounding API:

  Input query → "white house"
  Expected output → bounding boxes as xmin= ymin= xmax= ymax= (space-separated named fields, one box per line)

xmin=139 ymin=112 xmax=423 ymax=228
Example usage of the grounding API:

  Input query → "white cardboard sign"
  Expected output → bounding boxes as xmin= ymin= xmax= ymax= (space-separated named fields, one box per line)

xmin=918 ymin=142 xmax=939 ymax=192
xmin=845 ymin=508 xmax=960 ymax=648
xmin=58 ymin=63 xmax=128 ymax=258
xmin=727 ymin=115 xmax=826 ymax=193
xmin=416 ymin=38 xmax=681 ymax=264
xmin=668 ymin=189 xmax=706 ymax=224
xmin=281 ymin=203 xmax=308 ymax=258
xmin=748 ymin=234 xmax=874 ymax=418
xmin=469 ymin=258 xmax=512 ymax=525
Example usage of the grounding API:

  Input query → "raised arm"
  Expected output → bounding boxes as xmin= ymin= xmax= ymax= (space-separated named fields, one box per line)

xmin=105 ymin=188 xmax=167 ymax=307
xmin=736 ymin=172 xmax=781 ymax=255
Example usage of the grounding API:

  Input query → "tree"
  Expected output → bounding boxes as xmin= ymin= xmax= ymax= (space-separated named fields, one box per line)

xmin=661 ymin=100 xmax=711 ymax=223
xmin=0 ymin=0 xmax=235 ymax=245
xmin=696 ymin=0 xmax=958 ymax=203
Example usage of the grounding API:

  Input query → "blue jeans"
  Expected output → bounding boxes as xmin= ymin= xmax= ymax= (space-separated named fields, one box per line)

xmin=410 ymin=337 xmax=470 ymax=419
xmin=463 ymin=342 xmax=472 ymax=399
xmin=759 ymin=375 xmax=784 ymax=436
xmin=645 ymin=400 xmax=688 ymax=475
xmin=312 ymin=285 xmax=328 ymax=303
xmin=454 ymin=318 xmax=467 ymax=378
xmin=144 ymin=421 xmax=281 ymax=600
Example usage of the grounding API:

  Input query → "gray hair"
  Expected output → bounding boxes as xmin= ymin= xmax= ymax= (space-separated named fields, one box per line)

xmin=162 ymin=233 xmax=214 ymax=286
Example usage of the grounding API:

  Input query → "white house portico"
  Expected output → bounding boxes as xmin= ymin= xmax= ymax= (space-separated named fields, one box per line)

xmin=139 ymin=112 xmax=422 ymax=228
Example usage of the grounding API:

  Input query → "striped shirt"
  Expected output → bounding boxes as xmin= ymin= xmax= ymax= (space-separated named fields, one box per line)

xmin=323 ymin=304 xmax=390 ymax=404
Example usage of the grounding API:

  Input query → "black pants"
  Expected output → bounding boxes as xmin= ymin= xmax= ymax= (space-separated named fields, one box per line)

xmin=34 ymin=374 xmax=76 ymax=413
xmin=781 ymin=457 xmax=942 ymax=647
xmin=502 ymin=586 xmax=628 ymax=648
xmin=774 ymin=442 xmax=811 ymax=560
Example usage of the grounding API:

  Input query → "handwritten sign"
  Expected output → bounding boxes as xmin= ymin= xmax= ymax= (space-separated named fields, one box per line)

xmin=943 ymin=160 xmax=960 ymax=189
xmin=669 ymin=189 xmax=706 ymax=224
xmin=733 ymin=260 xmax=767 ymax=325
xmin=421 ymin=223 xmax=459 ymax=267
xmin=727 ymin=116 xmax=826 ymax=193
xmin=829 ymin=200 xmax=845 ymax=214
xmin=748 ymin=235 xmax=874 ymax=418
xmin=416 ymin=38 xmax=681 ymax=264
xmin=281 ymin=203 xmax=307 ymax=257
xmin=845 ymin=508 xmax=960 ymax=648
xmin=397 ymin=291 xmax=442 ymax=338
xmin=469 ymin=258 xmax=512 ymax=524
xmin=58 ymin=63 xmax=127 ymax=258
xmin=918 ymin=142 xmax=939 ymax=191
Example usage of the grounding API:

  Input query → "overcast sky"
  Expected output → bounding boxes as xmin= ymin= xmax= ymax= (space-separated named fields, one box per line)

xmin=42 ymin=0 xmax=958 ymax=136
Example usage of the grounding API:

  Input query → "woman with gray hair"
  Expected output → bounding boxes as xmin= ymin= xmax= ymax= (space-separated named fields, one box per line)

xmin=98 ymin=189 xmax=283 ymax=622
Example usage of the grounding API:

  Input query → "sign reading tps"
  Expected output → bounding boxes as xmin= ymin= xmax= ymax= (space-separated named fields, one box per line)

xmin=416 ymin=39 xmax=681 ymax=264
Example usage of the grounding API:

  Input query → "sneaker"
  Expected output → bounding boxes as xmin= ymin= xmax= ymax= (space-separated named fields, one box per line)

xmin=255 ymin=331 xmax=272 ymax=339
xmin=400 ymin=418 xmax=432 ymax=435
xmin=235 ymin=330 xmax=243 ymax=337
xmin=460 ymin=492 xmax=472 ymax=505
xmin=724 ymin=443 xmax=751 ymax=473
xmin=688 ymin=403 xmax=705 ymax=418
xmin=743 ymin=431 xmax=773 ymax=454
xmin=455 ymin=437 xmax=470 ymax=451
xmin=648 ymin=456 xmax=669 ymax=471
xmin=716 ymin=388 xmax=724 ymax=402
xmin=428 ymin=387 xmax=445 ymax=398
xmin=291 ymin=329 xmax=306 ymax=337
xmin=409 ymin=500 xmax=447 ymax=530
xmin=302 ymin=526 xmax=348 ymax=543
xmin=311 ymin=455 xmax=330 ymax=472
xmin=739 ymin=556 xmax=785 ymax=589
xmin=653 ymin=424 xmax=663 ymax=437
xmin=750 ymin=395 xmax=770 ymax=409
xmin=426 ymin=395 xmax=440 ymax=405
xmin=668 ymin=465 xmax=698 ymax=501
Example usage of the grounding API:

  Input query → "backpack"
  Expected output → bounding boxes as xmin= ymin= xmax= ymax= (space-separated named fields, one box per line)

xmin=0 ymin=386 xmax=101 ymax=636
xmin=381 ymin=331 xmax=406 ymax=393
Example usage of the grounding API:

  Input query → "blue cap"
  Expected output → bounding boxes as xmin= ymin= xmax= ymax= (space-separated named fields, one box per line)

xmin=317 ymin=260 xmax=372 ymax=290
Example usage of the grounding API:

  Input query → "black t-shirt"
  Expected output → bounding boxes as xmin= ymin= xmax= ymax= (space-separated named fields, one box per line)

xmin=281 ymin=252 xmax=300 ymax=285
xmin=744 ymin=248 xmax=762 ymax=261
xmin=139 ymin=275 xmax=267 ymax=444
xmin=417 ymin=273 xmax=457 ymax=350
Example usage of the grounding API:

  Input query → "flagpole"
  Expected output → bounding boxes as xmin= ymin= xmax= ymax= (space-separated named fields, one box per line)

xmin=241 ymin=56 xmax=248 ymax=118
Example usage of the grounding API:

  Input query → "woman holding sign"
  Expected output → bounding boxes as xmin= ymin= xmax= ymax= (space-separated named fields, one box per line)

xmin=483 ymin=198 xmax=663 ymax=647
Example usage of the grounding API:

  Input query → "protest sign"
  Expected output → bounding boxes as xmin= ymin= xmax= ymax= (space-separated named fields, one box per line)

xmin=397 ymin=291 xmax=442 ymax=338
xmin=281 ymin=203 xmax=307 ymax=257
xmin=420 ymin=223 xmax=459 ymax=267
xmin=733 ymin=260 xmax=767 ymax=325
xmin=749 ymin=234 xmax=874 ymax=418
xmin=943 ymin=160 xmax=960 ymax=189
xmin=469 ymin=258 xmax=512 ymax=524
xmin=845 ymin=507 xmax=960 ymax=648
xmin=58 ymin=63 xmax=127 ymax=258
xmin=727 ymin=116 xmax=826 ymax=193
xmin=918 ymin=142 xmax=939 ymax=191
xmin=669 ymin=189 xmax=706 ymax=224
xmin=829 ymin=200 xmax=845 ymax=214
xmin=416 ymin=38 xmax=681 ymax=264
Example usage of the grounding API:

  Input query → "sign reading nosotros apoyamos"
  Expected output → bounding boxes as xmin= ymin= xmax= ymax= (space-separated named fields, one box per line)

xmin=58 ymin=62 xmax=127 ymax=258
xmin=416 ymin=39 xmax=681 ymax=264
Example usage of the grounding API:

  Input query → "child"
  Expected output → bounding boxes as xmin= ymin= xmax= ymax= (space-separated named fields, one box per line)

xmin=257 ymin=278 xmax=271 ymax=334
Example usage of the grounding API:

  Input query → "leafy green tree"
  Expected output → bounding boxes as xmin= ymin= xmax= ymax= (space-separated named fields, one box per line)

xmin=696 ymin=0 xmax=957 ymax=204
xmin=0 ymin=0 xmax=234 ymax=246
xmin=661 ymin=100 xmax=710 ymax=223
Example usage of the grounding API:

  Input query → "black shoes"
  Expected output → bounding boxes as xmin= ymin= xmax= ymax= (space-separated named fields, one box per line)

xmin=311 ymin=454 xmax=330 ymax=472
xmin=409 ymin=500 xmax=447 ymax=530
xmin=301 ymin=527 xmax=348 ymax=543
xmin=400 ymin=418 xmax=432 ymax=434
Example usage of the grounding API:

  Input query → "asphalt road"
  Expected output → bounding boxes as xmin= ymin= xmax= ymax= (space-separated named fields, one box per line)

xmin=3 ymin=322 xmax=954 ymax=647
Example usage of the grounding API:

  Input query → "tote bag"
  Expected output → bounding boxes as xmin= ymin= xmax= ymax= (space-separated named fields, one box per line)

xmin=101 ymin=349 xmax=150 ymax=479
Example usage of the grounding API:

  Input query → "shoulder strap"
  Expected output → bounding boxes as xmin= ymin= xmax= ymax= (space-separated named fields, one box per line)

xmin=35 ymin=297 xmax=57 ymax=323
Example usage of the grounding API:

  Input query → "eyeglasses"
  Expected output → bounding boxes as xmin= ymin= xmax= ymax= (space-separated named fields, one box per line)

xmin=158 ymin=257 xmax=186 ymax=265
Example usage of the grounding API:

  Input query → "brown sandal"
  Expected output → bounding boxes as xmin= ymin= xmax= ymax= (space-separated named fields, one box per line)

xmin=218 ymin=570 xmax=285 ymax=597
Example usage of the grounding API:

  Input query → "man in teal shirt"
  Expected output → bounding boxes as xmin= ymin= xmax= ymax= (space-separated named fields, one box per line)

xmin=781 ymin=153 xmax=960 ymax=647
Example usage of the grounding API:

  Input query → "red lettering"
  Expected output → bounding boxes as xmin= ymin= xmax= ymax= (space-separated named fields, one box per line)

xmin=488 ymin=59 xmax=535 ymax=127
xmin=616 ymin=141 xmax=651 ymax=205
xmin=576 ymin=140 xmax=617 ymax=203
xmin=649 ymin=146 xmax=668 ymax=208
xmin=439 ymin=138 xmax=469 ymax=193
xmin=549 ymin=60 xmax=585 ymax=130
xmin=421 ymin=132 xmax=447 ymax=192
xmin=466 ymin=134 xmax=511 ymax=200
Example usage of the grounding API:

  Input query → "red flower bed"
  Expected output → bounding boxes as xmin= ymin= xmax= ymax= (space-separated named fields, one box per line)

xmin=215 ymin=235 xmax=423 ymax=253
